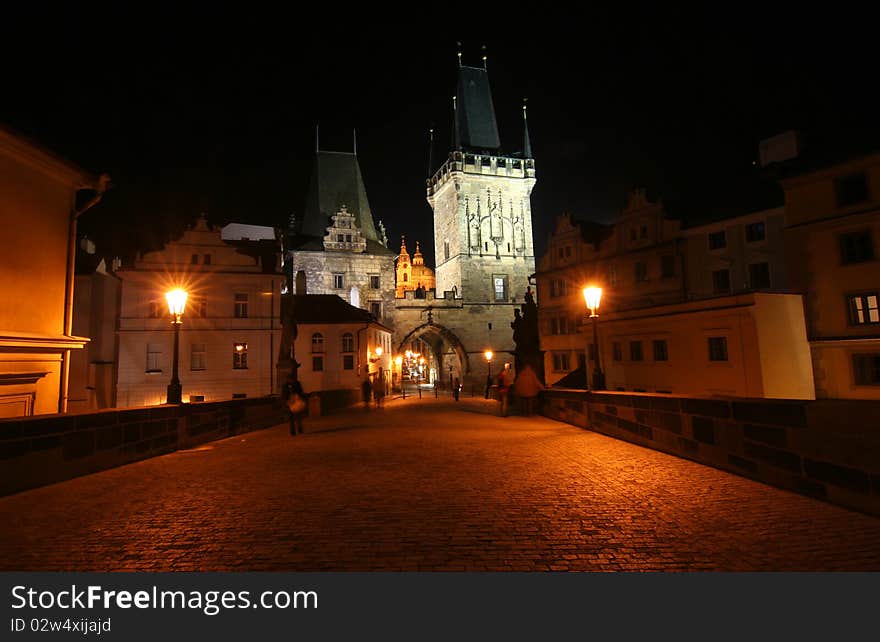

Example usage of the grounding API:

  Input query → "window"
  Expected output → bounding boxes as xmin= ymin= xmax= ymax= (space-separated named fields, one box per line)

xmin=343 ymin=354 xmax=354 ymax=370
xmin=635 ymin=262 xmax=648 ymax=282
xmin=234 ymin=293 xmax=248 ymax=318
xmin=146 ymin=343 xmax=162 ymax=372
xmin=708 ymin=337 xmax=728 ymax=362
xmin=233 ymin=343 xmax=248 ymax=369
xmin=745 ymin=222 xmax=766 ymax=243
xmin=653 ymin=339 xmax=668 ymax=361
xmin=550 ymin=279 xmax=567 ymax=298
xmin=333 ymin=273 xmax=344 ymax=289
xmin=444 ymin=241 xmax=450 ymax=260
xmin=311 ymin=333 xmax=324 ymax=353
xmin=661 ymin=255 xmax=675 ymax=278
xmin=370 ymin=301 xmax=382 ymax=319
xmin=403 ymin=273 xmax=408 ymax=282
xmin=552 ymin=352 xmax=570 ymax=372
xmin=749 ymin=263 xmax=771 ymax=290
xmin=558 ymin=247 xmax=564 ymax=259
xmin=612 ymin=342 xmax=622 ymax=362
xmin=853 ymin=353 xmax=880 ymax=385
xmin=203 ymin=254 xmax=211 ymax=265
xmin=840 ymin=231 xmax=874 ymax=265
xmin=835 ymin=173 xmax=869 ymax=207
xmin=640 ymin=225 xmax=648 ymax=239
xmin=191 ymin=343 xmax=206 ymax=371
xmin=848 ymin=293 xmax=880 ymax=325
xmin=191 ymin=254 xmax=198 ymax=265
xmin=629 ymin=341 xmax=643 ymax=361
xmin=312 ymin=356 xmax=324 ymax=372
xmin=494 ymin=275 xmax=507 ymax=301
xmin=565 ymin=246 xmax=572 ymax=257
xmin=712 ymin=269 xmax=731 ymax=294
xmin=708 ymin=231 xmax=726 ymax=250
xmin=629 ymin=228 xmax=637 ymax=241
xmin=337 ymin=234 xmax=344 ymax=242
xmin=370 ymin=275 xmax=380 ymax=289
xmin=149 ymin=301 xmax=163 ymax=318
xmin=342 ymin=332 xmax=354 ymax=352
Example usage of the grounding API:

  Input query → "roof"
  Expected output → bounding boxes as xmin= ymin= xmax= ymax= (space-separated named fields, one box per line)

xmin=287 ymin=294 xmax=389 ymax=329
xmin=299 ymin=151 xmax=380 ymax=242
xmin=0 ymin=122 xmax=98 ymax=187
xmin=456 ymin=66 xmax=501 ymax=152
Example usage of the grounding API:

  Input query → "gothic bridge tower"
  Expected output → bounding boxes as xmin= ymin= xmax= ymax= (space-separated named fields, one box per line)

xmin=426 ymin=61 xmax=536 ymax=304
xmin=393 ymin=53 xmax=536 ymax=388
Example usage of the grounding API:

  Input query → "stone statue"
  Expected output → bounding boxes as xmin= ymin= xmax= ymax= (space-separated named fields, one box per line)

xmin=511 ymin=288 xmax=543 ymax=382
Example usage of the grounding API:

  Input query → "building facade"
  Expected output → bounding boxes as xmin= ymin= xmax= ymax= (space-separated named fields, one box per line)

xmin=536 ymin=190 xmax=813 ymax=398
xmin=115 ymin=216 xmax=283 ymax=407
xmin=282 ymin=294 xmax=392 ymax=405
xmin=0 ymin=125 xmax=104 ymax=417
xmin=782 ymin=152 xmax=880 ymax=399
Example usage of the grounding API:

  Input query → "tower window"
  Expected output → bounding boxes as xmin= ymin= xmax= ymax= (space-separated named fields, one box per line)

xmin=370 ymin=275 xmax=380 ymax=289
xmin=493 ymin=275 xmax=508 ymax=301
xmin=444 ymin=241 xmax=450 ymax=260
xmin=333 ymin=273 xmax=344 ymax=289
xmin=234 ymin=293 xmax=248 ymax=318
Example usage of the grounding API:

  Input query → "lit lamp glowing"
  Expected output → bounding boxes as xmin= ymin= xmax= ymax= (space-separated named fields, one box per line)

xmin=582 ymin=286 xmax=605 ymax=390
xmin=484 ymin=350 xmax=493 ymax=399
xmin=165 ymin=288 xmax=188 ymax=404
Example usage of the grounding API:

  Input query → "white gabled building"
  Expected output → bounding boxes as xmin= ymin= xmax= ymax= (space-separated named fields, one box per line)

xmin=282 ymin=294 xmax=392 ymax=406
xmin=115 ymin=215 xmax=283 ymax=407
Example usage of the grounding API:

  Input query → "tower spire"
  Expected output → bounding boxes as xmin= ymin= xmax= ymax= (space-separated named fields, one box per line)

xmin=426 ymin=125 xmax=435 ymax=178
xmin=315 ymin=123 xmax=320 ymax=153
xmin=353 ymin=127 xmax=357 ymax=156
xmin=522 ymin=99 xmax=532 ymax=158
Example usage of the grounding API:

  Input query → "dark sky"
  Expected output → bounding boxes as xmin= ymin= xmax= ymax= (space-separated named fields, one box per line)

xmin=3 ymin=8 xmax=878 ymax=267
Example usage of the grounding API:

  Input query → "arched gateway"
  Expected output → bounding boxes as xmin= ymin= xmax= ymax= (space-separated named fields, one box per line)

xmin=396 ymin=322 xmax=471 ymax=378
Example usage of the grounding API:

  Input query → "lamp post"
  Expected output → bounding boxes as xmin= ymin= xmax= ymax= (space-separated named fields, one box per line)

xmin=484 ymin=350 xmax=493 ymax=399
xmin=583 ymin=286 xmax=605 ymax=391
xmin=165 ymin=288 xmax=188 ymax=404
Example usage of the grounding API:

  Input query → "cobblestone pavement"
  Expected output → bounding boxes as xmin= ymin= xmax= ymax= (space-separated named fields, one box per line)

xmin=2 ymin=396 xmax=879 ymax=571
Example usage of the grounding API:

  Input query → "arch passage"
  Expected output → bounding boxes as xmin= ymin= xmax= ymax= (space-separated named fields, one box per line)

xmin=396 ymin=323 xmax=471 ymax=375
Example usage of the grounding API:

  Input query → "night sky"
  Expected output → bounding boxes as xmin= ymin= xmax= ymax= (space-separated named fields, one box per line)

xmin=3 ymin=9 xmax=878 ymax=267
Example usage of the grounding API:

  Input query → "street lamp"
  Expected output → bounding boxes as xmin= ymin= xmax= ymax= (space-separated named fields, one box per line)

xmin=484 ymin=350 xmax=493 ymax=399
xmin=165 ymin=288 xmax=188 ymax=404
xmin=582 ymin=286 xmax=605 ymax=390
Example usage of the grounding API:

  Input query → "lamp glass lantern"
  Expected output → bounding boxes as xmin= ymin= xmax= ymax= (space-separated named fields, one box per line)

xmin=164 ymin=288 xmax=188 ymax=404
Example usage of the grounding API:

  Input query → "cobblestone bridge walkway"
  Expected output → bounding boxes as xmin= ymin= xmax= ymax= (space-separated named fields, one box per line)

xmin=2 ymin=397 xmax=878 ymax=571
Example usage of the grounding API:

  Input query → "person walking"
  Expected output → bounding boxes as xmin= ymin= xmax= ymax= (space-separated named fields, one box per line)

xmin=497 ymin=363 xmax=511 ymax=417
xmin=281 ymin=374 xmax=308 ymax=436
xmin=453 ymin=376 xmax=460 ymax=401
xmin=371 ymin=372 xmax=385 ymax=408
xmin=361 ymin=374 xmax=373 ymax=410
xmin=512 ymin=364 xmax=544 ymax=417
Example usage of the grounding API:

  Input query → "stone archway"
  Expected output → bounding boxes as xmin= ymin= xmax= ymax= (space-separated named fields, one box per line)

xmin=396 ymin=323 xmax=471 ymax=376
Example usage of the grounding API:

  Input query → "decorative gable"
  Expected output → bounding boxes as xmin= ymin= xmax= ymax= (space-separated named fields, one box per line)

xmin=323 ymin=205 xmax=367 ymax=253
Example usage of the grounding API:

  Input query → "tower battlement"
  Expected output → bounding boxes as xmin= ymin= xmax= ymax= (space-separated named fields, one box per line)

xmin=427 ymin=151 xmax=536 ymax=196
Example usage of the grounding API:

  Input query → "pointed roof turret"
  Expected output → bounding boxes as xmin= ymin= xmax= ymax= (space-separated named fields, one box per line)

xmin=399 ymin=235 xmax=410 ymax=258
xmin=296 ymin=149 xmax=393 ymax=255
xmin=522 ymin=99 xmax=532 ymax=159
xmin=413 ymin=240 xmax=424 ymax=266
xmin=454 ymin=64 xmax=501 ymax=152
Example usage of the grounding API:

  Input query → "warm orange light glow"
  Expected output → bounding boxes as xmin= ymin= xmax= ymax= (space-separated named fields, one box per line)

xmin=484 ymin=350 xmax=493 ymax=362
xmin=419 ymin=357 xmax=425 ymax=365
xmin=234 ymin=343 xmax=245 ymax=352
xmin=583 ymin=286 xmax=602 ymax=315
xmin=405 ymin=350 xmax=413 ymax=359
xmin=395 ymin=356 xmax=403 ymax=367
xmin=166 ymin=288 xmax=188 ymax=318
xmin=375 ymin=347 xmax=383 ymax=357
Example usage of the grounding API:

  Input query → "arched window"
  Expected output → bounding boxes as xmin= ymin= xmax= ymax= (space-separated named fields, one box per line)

xmin=311 ymin=333 xmax=324 ymax=353
xmin=403 ymin=273 xmax=408 ymax=282
xmin=341 ymin=333 xmax=354 ymax=353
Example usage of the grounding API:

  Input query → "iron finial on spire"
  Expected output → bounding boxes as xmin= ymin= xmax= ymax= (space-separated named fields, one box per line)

xmin=522 ymin=98 xmax=532 ymax=159
xmin=456 ymin=41 xmax=462 ymax=67
xmin=481 ymin=44 xmax=487 ymax=70
xmin=353 ymin=127 xmax=357 ymax=156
